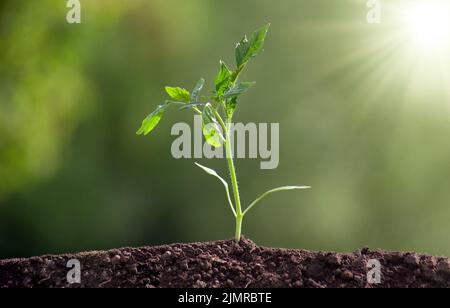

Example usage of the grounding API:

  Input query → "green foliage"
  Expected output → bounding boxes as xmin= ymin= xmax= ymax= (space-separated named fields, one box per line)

xmin=215 ymin=61 xmax=232 ymax=98
xmin=136 ymin=104 xmax=168 ymax=136
xmin=191 ymin=78 xmax=205 ymax=103
xmin=223 ymin=82 xmax=256 ymax=99
xmin=165 ymin=87 xmax=191 ymax=103
xmin=137 ymin=23 xmax=309 ymax=241
xmin=225 ymin=98 xmax=238 ymax=118
xmin=235 ymin=23 xmax=271 ymax=69
xmin=202 ymin=103 xmax=223 ymax=147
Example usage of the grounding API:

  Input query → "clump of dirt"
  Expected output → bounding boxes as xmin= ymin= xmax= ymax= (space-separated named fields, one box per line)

xmin=1 ymin=237 xmax=449 ymax=288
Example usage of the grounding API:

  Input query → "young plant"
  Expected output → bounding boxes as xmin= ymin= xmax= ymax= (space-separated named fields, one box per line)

xmin=137 ymin=24 xmax=310 ymax=242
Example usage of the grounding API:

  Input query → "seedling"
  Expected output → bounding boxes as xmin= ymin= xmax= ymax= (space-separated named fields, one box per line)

xmin=137 ymin=24 xmax=310 ymax=242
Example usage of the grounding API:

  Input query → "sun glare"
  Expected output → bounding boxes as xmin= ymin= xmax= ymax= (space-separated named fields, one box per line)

xmin=297 ymin=0 xmax=450 ymax=106
xmin=405 ymin=0 xmax=450 ymax=50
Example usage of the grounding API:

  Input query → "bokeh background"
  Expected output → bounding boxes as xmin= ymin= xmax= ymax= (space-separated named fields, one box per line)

xmin=1 ymin=0 xmax=450 ymax=258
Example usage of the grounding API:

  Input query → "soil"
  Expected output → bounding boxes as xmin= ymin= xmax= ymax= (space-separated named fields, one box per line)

xmin=1 ymin=237 xmax=449 ymax=288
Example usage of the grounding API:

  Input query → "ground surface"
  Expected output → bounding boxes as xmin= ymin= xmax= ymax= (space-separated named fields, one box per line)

xmin=1 ymin=238 xmax=449 ymax=288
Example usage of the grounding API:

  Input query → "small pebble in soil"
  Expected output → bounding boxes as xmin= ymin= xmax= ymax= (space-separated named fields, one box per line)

xmin=326 ymin=254 xmax=342 ymax=266
xmin=226 ymin=279 xmax=234 ymax=287
xmin=404 ymin=254 xmax=420 ymax=266
xmin=290 ymin=255 xmax=298 ymax=264
xmin=361 ymin=247 xmax=370 ymax=255
xmin=111 ymin=255 xmax=121 ymax=265
xmin=126 ymin=264 xmax=138 ymax=274
xmin=437 ymin=260 xmax=450 ymax=274
xmin=179 ymin=260 xmax=189 ymax=270
xmin=340 ymin=270 xmax=354 ymax=280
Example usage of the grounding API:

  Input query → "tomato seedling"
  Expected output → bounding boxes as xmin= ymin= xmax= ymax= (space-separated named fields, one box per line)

xmin=137 ymin=24 xmax=310 ymax=241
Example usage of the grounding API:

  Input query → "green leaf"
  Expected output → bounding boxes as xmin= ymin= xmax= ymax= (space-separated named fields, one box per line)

xmin=194 ymin=163 xmax=236 ymax=217
xmin=235 ymin=36 xmax=249 ymax=69
xmin=225 ymin=97 xmax=237 ymax=117
xmin=191 ymin=78 xmax=205 ymax=102
xmin=202 ymin=103 xmax=223 ymax=148
xmin=243 ymin=185 xmax=310 ymax=216
xmin=235 ymin=23 xmax=270 ymax=68
xmin=215 ymin=61 xmax=232 ymax=97
xmin=165 ymin=87 xmax=190 ymax=103
xmin=136 ymin=104 xmax=168 ymax=136
xmin=223 ymin=82 xmax=256 ymax=99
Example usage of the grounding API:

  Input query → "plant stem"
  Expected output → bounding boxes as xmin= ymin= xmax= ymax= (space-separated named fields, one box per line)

xmin=235 ymin=214 xmax=243 ymax=242
xmin=225 ymin=119 xmax=243 ymax=242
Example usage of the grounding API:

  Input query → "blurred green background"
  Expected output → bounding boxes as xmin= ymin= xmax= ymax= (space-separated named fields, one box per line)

xmin=1 ymin=0 xmax=450 ymax=258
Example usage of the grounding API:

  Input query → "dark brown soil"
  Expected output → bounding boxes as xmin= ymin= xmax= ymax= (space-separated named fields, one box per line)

xmin=1 ymin=237 xmax=449 ymax=288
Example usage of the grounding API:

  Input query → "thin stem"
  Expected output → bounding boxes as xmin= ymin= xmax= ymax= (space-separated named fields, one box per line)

xmin=193 ymin=107 xmax=202 ymax=115
xmin=235 ymin=214 xmax=243 ymax=242
xmin=214 ymin=98 xmax=243 ymax=242
xmin=212 ymin=108 xmax=227 ymax=134
xmin=225 ymin=117 xmax=243 ymax=242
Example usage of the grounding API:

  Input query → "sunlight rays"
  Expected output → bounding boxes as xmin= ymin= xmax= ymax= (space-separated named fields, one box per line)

xmin=301 ymin=0 xmax=450 ymax=112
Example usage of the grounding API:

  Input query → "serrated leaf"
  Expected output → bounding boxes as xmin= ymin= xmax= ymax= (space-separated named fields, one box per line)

xmin=235 ymin=23 xmax=270 ymax=68
xmin=215 ymin=61 xmax=232 ymax=97
xmin=165 ymin=87 xmax=190 ymax=103
xmin=223 ymin=82 xmax=255 ymax=99
xmin=191 ymin=78 xmax=205 ymax=102
xmin=202 ymin=103 xmax=223 ymax=148
xmin=194 ymin=163 xmax=236 ymax=217
xmin=243 ymin=185 xmax=310 ymax=216
xmin=136 ymin=104 xmax=168 ymax=136
xmin=235 ymin=35 xmax=249 ymax=70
